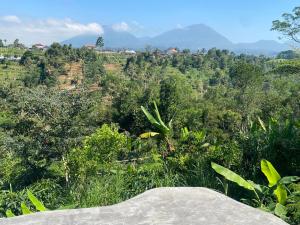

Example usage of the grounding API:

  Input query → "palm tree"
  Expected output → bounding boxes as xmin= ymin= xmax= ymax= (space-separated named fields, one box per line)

xmin=140 ymin=101 xmax=175 ymax=155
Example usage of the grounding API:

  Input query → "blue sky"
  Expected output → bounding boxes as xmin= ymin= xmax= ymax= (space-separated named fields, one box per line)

xmin=0 ymin=0 xmax=298 ymax=45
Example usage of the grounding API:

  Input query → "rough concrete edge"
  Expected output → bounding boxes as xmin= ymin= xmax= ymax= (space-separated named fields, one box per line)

xmin=0 ymin=187 xmax=288 ymax=224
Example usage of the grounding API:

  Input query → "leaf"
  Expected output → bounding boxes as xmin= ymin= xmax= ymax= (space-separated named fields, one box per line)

xmin=181 ymin=127 xmax=189 ymax=135
xmin=194 ymin=131 xmax=206 ymax=142
xmin=139 ymin=132 xmax=160 ymax=139
xmin=274 ymin=184 xmax=287 ymax=205
xmin=247 ymin=180 xmax=263 ymax=193
xmin=261 ymin=160 xmax=281 ymax=187
xmin=27 ymin=190 xmax=47 ymax=212
xmin=141 ymin=106 xmax=160 ymax=127
xmin=200 ymin=143 xmax=210 ymax=148
xmin=141 ymin=103 xmax=170 ymax=135
xmin=153 ymin=102 xmax=166 ymax=127
xmin=21 ymin=202 xmax=32 ymax=215
xmin=168 ymin=118 xmax=173 ymax=129
xmin=258 ymin=117 xmax=267 ymax=132
xmin=211 ymin=162 xmax=255 ymax=191
xmin=152 ymin=102 xmax=170 ymax=133
xmin=274 ymin=203 xmax=287 ymax=219
xmin=6 ymin=209 xmax=15 ymax=218
xmin=279 ymin=176 xmax=300 ymax=184
xmin=180 ymin=127 xmax=189 ymax=141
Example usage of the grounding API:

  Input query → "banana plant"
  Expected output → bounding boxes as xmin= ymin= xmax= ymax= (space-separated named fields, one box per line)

xmin=140 ymin=101 xmax=175 ymax=153
xmin=6 ymin=190 xmax=47 ymax=218
xmin=261 ymin=160 xmax=286 ymax=205
xmin=260 ymin=159 xmax=300 ymax=218
xmin=211 ymin=160 xmax=300 ymax=219
xmin=211 ymin=162 xmax=261 ymax=203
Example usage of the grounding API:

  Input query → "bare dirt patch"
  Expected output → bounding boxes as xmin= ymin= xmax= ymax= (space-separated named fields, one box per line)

xmin=104 ymin=63 xmax=121 ymax=73
xmin=58 ymin=62 xmax=83 ymax=90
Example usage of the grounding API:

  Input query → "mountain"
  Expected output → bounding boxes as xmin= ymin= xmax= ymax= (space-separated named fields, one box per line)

xmin=62 ymin=24 xmax=290 ymax=55
xmin=233 ymin=40 xmax=289 ymax=55
xmin=62 ymin=26 xmax=143 ymax=49
xmin=149 ymin=24 xmax=233 ymax=50
xmin=62 ymin=34 xmax=98 ymax=48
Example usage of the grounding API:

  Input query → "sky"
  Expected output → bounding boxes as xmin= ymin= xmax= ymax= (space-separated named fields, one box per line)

xmin=0 ymin=0 xmax=298 ymax=45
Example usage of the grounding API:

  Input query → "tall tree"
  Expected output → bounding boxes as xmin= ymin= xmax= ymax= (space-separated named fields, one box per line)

xmin=96 ymin=36 xmax=104 ymax=49
xmin=272 ymin=6 xmax=300 ymax=43
xmin=12 ymin=39 xmax=25 ymax=49
xmin=0 ymin=39 xmax=4 ymax=48
xmin=13 ymin=39 xmax=20 ymax=48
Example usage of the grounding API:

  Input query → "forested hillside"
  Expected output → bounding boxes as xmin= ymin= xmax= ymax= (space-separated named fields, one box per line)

xmin=0 ymin=42 xmax=299 ymax=224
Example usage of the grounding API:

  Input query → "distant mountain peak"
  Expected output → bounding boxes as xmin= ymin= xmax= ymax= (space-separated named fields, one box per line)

xmin=62 ymin=24 xmax=290 ymax=55
xmin=186 ymin=24 xmax=214 ymax=29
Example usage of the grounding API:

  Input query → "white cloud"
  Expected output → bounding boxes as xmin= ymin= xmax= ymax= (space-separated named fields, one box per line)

xmin=132 ymin=21 xmax=144 ymax=30
xmin=64 ymin=21 xmax=103 ymax=34
xmin=176 ymin=24 xmax=184 ymax=29
xmin=112 ymin=22 xmax=130 ymax=32
xmin=111 ymin=21 xmax=146 ymax=36
xmin=1 ymin=15 xmax=21 ymax=23
xmin=0 ymin=16 xmax=104 ymax=45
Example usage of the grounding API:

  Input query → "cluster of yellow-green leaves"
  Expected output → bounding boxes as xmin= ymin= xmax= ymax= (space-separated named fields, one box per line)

xmin=211 ymin=160 xmax=300 ymax=220
xmin=6 ymin=190 xmax=47 ymax=217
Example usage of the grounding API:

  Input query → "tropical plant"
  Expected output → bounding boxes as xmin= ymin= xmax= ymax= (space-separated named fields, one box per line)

xmin=5 ymin=190 xmax=47 ymax=217
xmin=140 ymin=101 xmax=175 ymax=155
xmin=211 ymin=162 xmax=260 ymax=202
xmin=211 ymin=160 xmax=300 ymax=221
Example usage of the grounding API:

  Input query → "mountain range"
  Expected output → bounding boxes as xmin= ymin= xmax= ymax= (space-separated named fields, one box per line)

xmin=62 ymin=24 xmax=290 ymax=55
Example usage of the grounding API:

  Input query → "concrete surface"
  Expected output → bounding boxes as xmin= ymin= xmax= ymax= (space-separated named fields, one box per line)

xmin=0 ymin=187 xmax=288 ymax=225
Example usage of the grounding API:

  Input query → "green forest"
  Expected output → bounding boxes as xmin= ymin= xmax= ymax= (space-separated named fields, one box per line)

xmin=0 ymin=6 xmax=300 ymax=225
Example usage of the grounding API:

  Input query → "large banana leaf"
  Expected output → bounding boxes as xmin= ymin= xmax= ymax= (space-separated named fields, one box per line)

xmin=5 ymin=209 xmax=15 ymax=218
xmin=153 ymin=102 xmax=170 ymax=133
xmin=141 ymin=102 xmax=170 ymax=134
xmin=21 ymin=202 xmax=32 ymax=215
xmin=261 ymin=159 xmax=281 ymax=187
xmin=274 ymin=184 xmax=287 ymax=205
xmin=274 ymin=203 xmax=287 ymax=219
xmin=141 ymin=106 xmax=160 ymax=127
xmin=258 ymin=117 xmax=267 ymax=132
xmin=27 ymin=190 xmax=47 ymax=212
xmin=261 ymin=160 xmax=287 ymax=205
xmin=211 ymin=162 xmax=255 ymax=191
xmin=279 ymin=176 xmax=300 ymax=184
xmin=153 ymin=102 xmax=167 ymax=127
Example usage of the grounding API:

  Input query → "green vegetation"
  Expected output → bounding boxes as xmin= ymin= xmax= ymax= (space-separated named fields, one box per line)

xmin=0 ymin=47 xmax=26 ymax=57
xmin=0 ymin=7 xmax=300 ymax=223
xmin=212 ymin=160 xmax=300 ymax=223
xmin=272 ymin=6 xmax=300 ymax=43
xmin=0 ymin=43 xmax=298 ymax=224
xmin=96 ymin=36 xmax=104 ymax=49
xmin=5 ymin=190 xmax=47 ymax=217
xmin=0 ymin=62 xmax=27 ymax=79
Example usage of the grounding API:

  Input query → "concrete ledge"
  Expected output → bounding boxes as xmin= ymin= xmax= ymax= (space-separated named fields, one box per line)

xmin=0 ymin=187 xmax=288 ymax=225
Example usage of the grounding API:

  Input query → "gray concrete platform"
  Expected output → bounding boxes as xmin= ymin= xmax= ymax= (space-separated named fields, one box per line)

xmin=0 ymin=187 xmax=288 ymax=225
